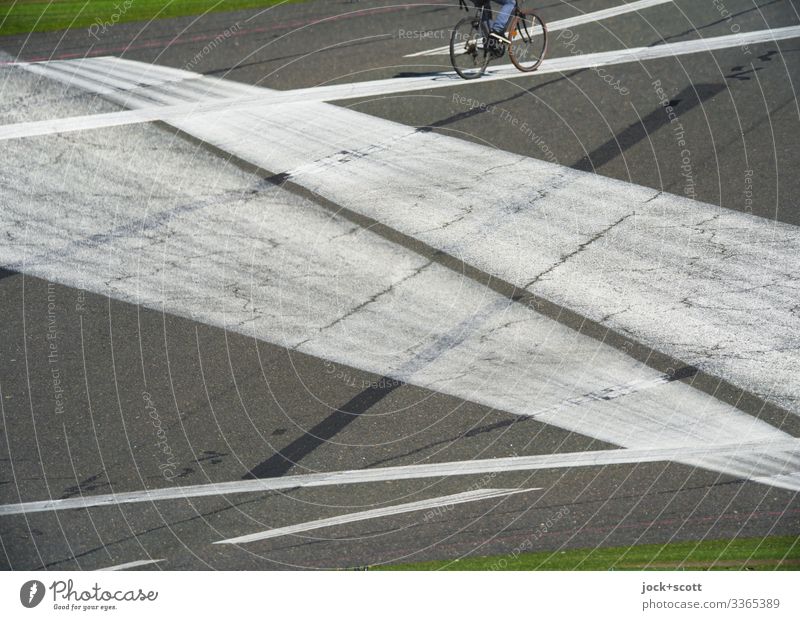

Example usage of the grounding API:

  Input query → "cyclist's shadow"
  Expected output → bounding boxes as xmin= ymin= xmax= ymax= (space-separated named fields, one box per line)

xmin=392 ymin=70 xmax=453 ymax=78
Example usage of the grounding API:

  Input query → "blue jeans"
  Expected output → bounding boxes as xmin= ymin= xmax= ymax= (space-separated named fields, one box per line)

xmin=490 ymin=0 xmax=515 ymax=34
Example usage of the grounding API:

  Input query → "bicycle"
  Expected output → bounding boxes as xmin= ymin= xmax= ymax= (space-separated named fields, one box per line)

xmin=450 ymin=0 xmax=548 ymax=80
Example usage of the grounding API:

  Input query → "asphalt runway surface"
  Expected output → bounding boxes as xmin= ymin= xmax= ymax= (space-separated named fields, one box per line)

xmin=1 ymin=0 xmax=799 ymax=570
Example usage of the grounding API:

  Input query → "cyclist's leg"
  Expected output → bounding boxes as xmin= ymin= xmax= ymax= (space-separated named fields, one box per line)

xmin=489 ymin=0 xmax=515 ymax=37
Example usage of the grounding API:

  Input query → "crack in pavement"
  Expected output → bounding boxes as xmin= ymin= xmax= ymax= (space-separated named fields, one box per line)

xmin=523 ymin=213 xmax=634 ymax=288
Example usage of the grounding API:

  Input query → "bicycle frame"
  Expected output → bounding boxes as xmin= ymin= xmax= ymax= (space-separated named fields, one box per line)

xmin=451 ymin=0 xmax=546 ymax=79
xmin=457 ymin=0 xmax=492 ymax=39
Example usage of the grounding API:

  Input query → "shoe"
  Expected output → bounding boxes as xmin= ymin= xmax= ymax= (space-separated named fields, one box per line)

xmin=487 ymin=31 xmax=509 ymax=57
xmin=490 ymin=30 xmax=511 ymax=45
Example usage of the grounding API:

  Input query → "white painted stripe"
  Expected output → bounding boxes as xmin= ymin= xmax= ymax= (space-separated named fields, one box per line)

xmin=297 ymin=25 xmax=800 ymax=101
xmin=4 ymin=26 xmax=799 ymax=142
xmin=17 ymin=56 xmax=200 ymax=86
xmin=4 ymin=57 xmax=799 ymax=499
xmin=0 ymin=107 xmax=173 ymax=140
xmin=0 ymin=56 xmax=267 ymax=140
xmin=17 ymin=59 xmax=214 ymax=108
xmin=2 ymin=441 xmax=798 ymax=517
xmin=213 ymin=488 xmax=536 ymax=544
xmin=167 ymin=97 xmax=800 ymax=421
xmin=96 ymin=559 xmax=165 ymax=571
xmin=405 ymin=0 xmax=674 ymax=57
xmin=753 ymin=472 xmax=800 ymax=489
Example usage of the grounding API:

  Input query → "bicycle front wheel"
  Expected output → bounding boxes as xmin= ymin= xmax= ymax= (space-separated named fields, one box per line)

xmin=450 ymin=16 xmax=490 ymax=80
xmin=508 ymin=10 xmax=547 ymax=72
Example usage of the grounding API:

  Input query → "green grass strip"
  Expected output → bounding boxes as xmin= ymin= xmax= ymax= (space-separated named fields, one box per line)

xmin=0 ymin=0 xmax=306 ymax=36
xmin=376 ymin=536 xmax=800 ymax=570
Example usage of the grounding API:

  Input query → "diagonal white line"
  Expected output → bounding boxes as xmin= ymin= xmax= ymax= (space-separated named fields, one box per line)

xmin=164 ymin=94 xmax=800 ymax=430
xmin=96 ymin=559 xmax=165 ymax=571
xmin=752 ymin=473 xmax=800 ymax=488
xmin=4 ymin=47 xmax=800 ymax=503
xmin=301 ymin=25 xmax=800 ymax=101
xmin=405 ymin=0 xmax=674 ymax=57
xmin=213 ymin=488 xmax=537 ymax=544
xmin=0 ymin=107 xmax=175 ymax=140
xmin=2 ymin=26 xmax=799 ymax=142
xmin=1 ymin=441 xmax=798 ymax=516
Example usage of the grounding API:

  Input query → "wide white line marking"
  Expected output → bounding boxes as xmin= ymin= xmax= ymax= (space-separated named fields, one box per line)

xmin=213 ymin=488 xmax=537 ymax=544
xmin=0 ymin=107 xmax=171 ymax=140
xmin=3 ymin=26 xmax=799 ymax=142
xmin=405 ymin=0 xmax=674 ymax=57
xmin=169 ymin=99 xmax=800 ymax=419
xmin=96 ymin=559 xmax=165 ymax=571
xmin=2 ymin=440 xmax=798 ymax=516
xmin=3 ymin=58 xmax=799 ymax=498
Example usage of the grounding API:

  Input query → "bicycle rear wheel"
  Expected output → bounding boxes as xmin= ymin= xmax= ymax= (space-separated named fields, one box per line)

xmin=450 ymin=16 xmax=490 ymax=80
xmin=508 ymin=10 xmax=547 ymax=72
